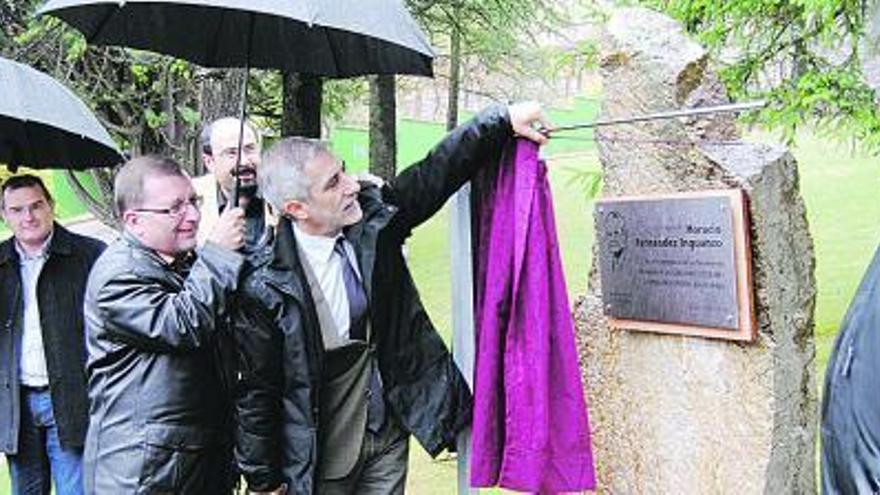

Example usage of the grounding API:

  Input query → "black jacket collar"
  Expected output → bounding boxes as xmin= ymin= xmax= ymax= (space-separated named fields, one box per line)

xmin=120 ymin=230 xmax=195 ymax=274
xmin=0 ymin=222 xmax=74 ymax=266
xmin=264 ymin=218 xmax=309 ymax=301
xmin=265 ymin=183 xmax=397 ymax=301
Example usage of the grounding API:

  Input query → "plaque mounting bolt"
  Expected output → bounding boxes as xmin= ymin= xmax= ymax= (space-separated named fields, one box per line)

xmin=727 ymin=314 xmax=735 ymax=321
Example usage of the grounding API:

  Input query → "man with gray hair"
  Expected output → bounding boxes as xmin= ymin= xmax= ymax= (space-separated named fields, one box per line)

xmin=82 ymin=155 xmax=245 ymax=493
xmin=234 ymin=102 xmax=551 ymax=494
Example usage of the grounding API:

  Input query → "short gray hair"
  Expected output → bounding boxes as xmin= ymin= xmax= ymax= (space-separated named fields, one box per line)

xmin=259 ymin=137 xmax=331 ymax=213
xmin=114 ymin=155 xmax=187 ymax=218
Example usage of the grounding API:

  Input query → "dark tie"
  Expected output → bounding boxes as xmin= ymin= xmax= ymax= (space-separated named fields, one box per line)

xmin=333 ymin=238 xmax=385 ymax=433
xmin=334 ymin=238 xmax=367 ymax=341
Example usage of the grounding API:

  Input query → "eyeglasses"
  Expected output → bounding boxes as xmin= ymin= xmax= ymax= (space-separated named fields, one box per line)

xmin=134 ymin=195 xmax=203 ymax=219
xmin=217 ymin=143 xmax=259 ymax=160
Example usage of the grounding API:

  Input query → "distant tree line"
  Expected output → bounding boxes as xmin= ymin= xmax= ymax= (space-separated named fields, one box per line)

xmin=643 ymin=0 xmax=880 ymax=151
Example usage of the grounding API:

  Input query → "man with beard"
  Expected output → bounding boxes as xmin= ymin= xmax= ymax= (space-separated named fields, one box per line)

xmin=198 ymin=117 xmax=270 ymax=251
xmin=82 ymin=156 xmax=246 ymax=493
xmin=197 ymin=117 xmax=272 ymax=492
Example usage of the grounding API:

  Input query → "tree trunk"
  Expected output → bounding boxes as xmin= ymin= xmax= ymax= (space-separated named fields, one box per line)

xmin=447 ymin=23 xmax=462 ymax=132
xmin=282 ymin=72 xmax=323 ymax=138
xmin=197 ymin=68 xmax=247 ymax=175
xmin=369 ymin=75 xmax=397 ymax=180
xmin=139 ymin=65 xmax=180 ymax=163
xmin=162 ymin=65 xmax=180 ymax=160
xmin=64 ymin=169 xmax=118 ymax=228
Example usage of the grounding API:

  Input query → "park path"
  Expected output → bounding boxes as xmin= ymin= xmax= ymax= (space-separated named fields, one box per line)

xmin=65 ymin=215 xmax=119 ymax=244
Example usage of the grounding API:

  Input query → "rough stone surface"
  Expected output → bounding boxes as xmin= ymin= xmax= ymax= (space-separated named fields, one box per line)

xmin=575 ymin=8 xmax=817 ymax=494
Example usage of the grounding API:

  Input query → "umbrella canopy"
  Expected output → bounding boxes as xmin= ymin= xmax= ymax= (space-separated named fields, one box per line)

xmin=37 ymin=0 xmax=435 ymax=77
xmin=0 ymin=56 xmax=122 ymax=170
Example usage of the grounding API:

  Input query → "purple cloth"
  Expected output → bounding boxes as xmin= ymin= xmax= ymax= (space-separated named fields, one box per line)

xmin=470 ymin=139 xmax=596 ymax=493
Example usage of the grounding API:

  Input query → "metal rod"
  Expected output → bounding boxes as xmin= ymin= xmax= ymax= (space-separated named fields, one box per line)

xmin=232 ymin=14 xmax=255 ymax=208
xmin=543 ymin=100 xmax=767 ymax=134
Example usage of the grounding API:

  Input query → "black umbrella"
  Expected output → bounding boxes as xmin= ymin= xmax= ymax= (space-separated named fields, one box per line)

xmin=38 ymin=0 xmax=435 ymax=203
xmin=0 ymin=56 xmax=122 ymax=171
xmin=37 ymin=0 xmax=434 ymax=77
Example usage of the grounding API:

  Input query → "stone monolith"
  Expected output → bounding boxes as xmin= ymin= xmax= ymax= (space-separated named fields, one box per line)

xmin=575 ymin=8 xmax=817 ymax=494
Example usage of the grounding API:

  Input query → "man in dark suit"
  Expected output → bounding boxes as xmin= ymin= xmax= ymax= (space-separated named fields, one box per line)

xmin=234 ymin=102 xmax=549 ymax=494
xmin=0 ymin=174 xmax=106 ymax=495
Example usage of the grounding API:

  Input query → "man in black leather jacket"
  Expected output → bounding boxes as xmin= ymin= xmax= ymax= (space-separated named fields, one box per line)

xmin=234 ymin=102 xmax=549 ymax=494
xmin=81 ymin=156 xmax=246 ymax=494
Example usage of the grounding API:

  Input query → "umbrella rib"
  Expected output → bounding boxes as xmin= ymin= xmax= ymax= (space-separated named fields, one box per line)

xmin=321 ymin=26 xmax=343 ymax=77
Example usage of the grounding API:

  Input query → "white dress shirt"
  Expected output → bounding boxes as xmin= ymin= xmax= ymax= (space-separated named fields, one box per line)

xmin=293 ymin=223 xmax=362 ymax=341
xmin=16 ymin=233 xmax=53 ymax=387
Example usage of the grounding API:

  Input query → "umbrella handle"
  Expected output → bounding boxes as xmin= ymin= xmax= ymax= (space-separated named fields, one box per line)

xmin=231 ymin=171 xmax=240 ymax=207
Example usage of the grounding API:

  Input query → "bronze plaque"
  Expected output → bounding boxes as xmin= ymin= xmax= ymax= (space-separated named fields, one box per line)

xmin=596 ymin=189 xmax=755 ymax=341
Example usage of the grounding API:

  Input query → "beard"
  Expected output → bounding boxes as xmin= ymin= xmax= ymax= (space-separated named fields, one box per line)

xmin=231 ymin=163 xmax=259 ymax=199
xmin=238 ymin=182 xmax=258 ymax=199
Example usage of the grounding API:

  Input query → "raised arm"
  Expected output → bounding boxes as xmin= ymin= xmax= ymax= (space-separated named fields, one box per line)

xmin=385 ymin=102 xmax=549 ymax=234
xmin=93 ymin=242 xmax=243 ymax=353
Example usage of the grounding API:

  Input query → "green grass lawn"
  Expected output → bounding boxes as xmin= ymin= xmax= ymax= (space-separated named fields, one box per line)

xmin=792 ymin=135 xmax=880 ymax=369
xmin=402 ymin=126 xmax=880 ymax=493
xmin=2 ymin=99 xmax=878 ymax=492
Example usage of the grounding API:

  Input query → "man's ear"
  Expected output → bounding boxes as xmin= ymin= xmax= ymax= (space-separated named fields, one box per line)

xmin=121 ymin=210 xmax=141 ymax=233
xmin=283 ymin=199 xmax=308 ymax=221
xmin=202 ymin=153 xmax=216 ymax=173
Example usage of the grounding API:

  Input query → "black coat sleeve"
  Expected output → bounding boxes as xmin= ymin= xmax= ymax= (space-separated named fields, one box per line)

xmin=93 ymin=242 xmax=243 ymax=353
xmin=384 ymin=104 xmax=512 ymax=237
xmin=233 ymin=288 xmax=286 ymax=492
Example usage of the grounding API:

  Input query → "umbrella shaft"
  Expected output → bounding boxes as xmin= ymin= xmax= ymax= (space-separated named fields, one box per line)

xmin=232 ymin=15 xmax=255 ymax=208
